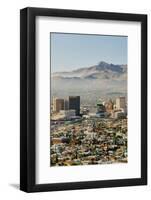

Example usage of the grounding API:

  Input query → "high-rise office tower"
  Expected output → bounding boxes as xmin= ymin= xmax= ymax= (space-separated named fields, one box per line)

xmin=53 ymin=98 xmax=64 ymax=112
xmin=69 ymin=96 xmax=80 ymax=116
xmin=116 ymin=97 xmax=126 ymax=109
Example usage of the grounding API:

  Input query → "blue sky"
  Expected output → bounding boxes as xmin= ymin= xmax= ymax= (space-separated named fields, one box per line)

xmin=51 ymin=33 xmax=127 ymax=73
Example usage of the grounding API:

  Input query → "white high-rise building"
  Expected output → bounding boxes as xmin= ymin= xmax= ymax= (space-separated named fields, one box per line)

xmin=116 ymin=97 xmax=126 ymax=109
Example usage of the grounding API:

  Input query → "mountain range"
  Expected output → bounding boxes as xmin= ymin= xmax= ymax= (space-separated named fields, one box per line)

xmin=51 ymin=61 xmax=127 ymax=105
xmin=52 ymin=61 xmax=127 ymax=80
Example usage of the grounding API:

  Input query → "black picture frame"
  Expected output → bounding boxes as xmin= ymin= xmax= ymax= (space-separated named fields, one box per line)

xmin=20 ymin=7 xmax=147 ymax=193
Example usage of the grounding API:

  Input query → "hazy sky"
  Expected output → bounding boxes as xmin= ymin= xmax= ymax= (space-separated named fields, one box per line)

xmin=51 ymin=33 xmax=127 ymax=73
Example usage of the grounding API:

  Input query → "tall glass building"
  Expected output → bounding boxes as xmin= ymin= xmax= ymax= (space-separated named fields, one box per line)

xmin=69 ymin=96 xmax=80 ymax=116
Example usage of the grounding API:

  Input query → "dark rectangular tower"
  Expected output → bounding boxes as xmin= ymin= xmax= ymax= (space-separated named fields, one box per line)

xmin=69 ymin=96 xmax=80 ymax=116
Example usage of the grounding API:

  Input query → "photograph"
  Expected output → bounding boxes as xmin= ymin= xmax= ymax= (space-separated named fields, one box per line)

xmin=50 ymin=33 xmax=128 ymax=167
xmin=20 ymin=7 xmax=147 ymax=192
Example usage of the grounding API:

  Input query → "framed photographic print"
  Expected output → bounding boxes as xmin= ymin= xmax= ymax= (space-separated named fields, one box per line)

xmin=20 ymin=7 xmax=147 ymax=192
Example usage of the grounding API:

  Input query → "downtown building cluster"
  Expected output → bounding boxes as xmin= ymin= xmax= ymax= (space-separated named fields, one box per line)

xmin=50 ymin=96 xmax=127 ymax=166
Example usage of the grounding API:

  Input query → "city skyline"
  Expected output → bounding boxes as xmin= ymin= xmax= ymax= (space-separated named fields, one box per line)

xmin=51 ymin=33 xmax=127 ymax=73
xmin=50 ymin=33 xmax=128 ymax=167
xmin=51 ymin=95 xmax=127 ymax=166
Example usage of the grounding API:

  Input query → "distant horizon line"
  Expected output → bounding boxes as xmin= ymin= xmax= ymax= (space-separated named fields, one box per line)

xmin=51 ymin=60 xmax=127 ymax=73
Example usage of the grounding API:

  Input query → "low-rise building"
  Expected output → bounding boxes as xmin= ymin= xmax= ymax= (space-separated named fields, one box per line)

xmin=60 ymin=109 xmax=76 ymax=119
